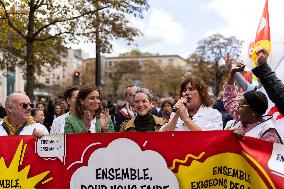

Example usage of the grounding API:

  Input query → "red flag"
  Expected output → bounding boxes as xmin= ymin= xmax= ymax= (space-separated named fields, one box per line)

xmin=251 ymin=0 xmax=271 ymax=66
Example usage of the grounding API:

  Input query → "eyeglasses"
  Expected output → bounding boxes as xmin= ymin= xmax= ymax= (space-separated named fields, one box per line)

xmin=19 ymin=103 xmax=34 ymax=109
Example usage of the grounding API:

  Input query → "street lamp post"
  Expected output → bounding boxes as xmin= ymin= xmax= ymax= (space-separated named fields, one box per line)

xmin=95 ymin=1 xmax=101 ymax=88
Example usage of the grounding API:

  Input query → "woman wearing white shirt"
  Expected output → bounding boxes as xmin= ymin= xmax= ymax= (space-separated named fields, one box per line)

xmin=160 ymin=76 xmax=223 ymax=131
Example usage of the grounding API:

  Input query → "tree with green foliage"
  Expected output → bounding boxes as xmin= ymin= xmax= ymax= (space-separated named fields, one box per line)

xmin=140 ymin=61 xmax=163 ymax=94
xmin=0 ymin=0 xmax=149 ymax=99
xmin=108 ymin=60 xmax=141 ymax=96
xmin=189 ymin=34 xmax=243 ymax=97
xmin=161 ymin=65 xmax=187 ymax=96
xmin=119 ymin=49 xmax=153 ymax=56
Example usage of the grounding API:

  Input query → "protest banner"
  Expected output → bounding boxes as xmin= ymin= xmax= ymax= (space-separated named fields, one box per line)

xmin=0 ymin=131 xmax=283 ymax=189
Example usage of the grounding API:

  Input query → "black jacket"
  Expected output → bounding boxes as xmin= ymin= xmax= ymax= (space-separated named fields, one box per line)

xmin=252 ymin=62 xmax=284 ymax=115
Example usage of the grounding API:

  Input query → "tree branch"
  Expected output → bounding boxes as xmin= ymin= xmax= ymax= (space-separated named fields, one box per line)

xmin=0 ymin=1 xmax=26 ymax=38
xmin=33 ymin=4 xmax=112 ymax=38
xmin=34 ymin=29 xmax=100 ymax=41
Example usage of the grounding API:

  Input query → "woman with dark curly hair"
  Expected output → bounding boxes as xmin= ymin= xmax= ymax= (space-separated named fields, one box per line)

xmin=64 ymin=84 xmax=114 ymax=133
xmin=160 ymin=76 xmax=223 ymax=131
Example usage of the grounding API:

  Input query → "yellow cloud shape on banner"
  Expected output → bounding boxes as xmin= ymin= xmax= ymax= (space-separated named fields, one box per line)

xmin=175 ymin=152 xmax=272 ymax=189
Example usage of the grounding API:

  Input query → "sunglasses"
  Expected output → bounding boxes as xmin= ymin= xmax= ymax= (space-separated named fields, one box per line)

xmin=19 ymin=103 xmax=34 ymax=109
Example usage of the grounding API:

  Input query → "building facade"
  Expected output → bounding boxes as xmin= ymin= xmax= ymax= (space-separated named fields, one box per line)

xmin=0 ymin=49 xmax=86 ymax=104
xmin=0 ymin=67 xmax=25 ymax=105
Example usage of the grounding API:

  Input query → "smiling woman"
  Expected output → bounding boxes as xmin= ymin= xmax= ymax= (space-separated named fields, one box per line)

xmin=120 ymin=88 xmax=167 ymax=132
xmin=64 ymin=85 xmax=114 ymax=134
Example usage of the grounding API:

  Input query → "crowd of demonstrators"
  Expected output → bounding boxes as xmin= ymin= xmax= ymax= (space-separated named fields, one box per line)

xmin=1 ymin=47 xmax=284 ymax=145
xmin=0 ymin=93 xmax=48 ymax=137
xmin=64 ymin=84 xmax=114 ymax=134
xmin=114 ymin=85 xmax=137 ymax=132
xmin=50 ymin=86 xmax=79 ymax=134
xmin=223 ymin=60 xmax=282 ymax=143
xmin=160 ymin=76 xmax=223 ymax=131
xmin=120 ymin=88 xmax=167 ymax=132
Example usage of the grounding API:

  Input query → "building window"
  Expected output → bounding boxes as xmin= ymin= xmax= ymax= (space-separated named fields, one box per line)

xmin=46 ymin=78 xmax=50 ymax=84
xmin=109 ymin=61 xmax=112 ymax=66
xmin=168 ymin=58 xmax=173 ymax=65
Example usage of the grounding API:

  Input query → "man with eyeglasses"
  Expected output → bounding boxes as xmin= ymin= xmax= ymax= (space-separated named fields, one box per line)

xmin=114 ymin=85 xmax=137 ymax=132
xmin=0 ymin=93 xmax=49 ymax=137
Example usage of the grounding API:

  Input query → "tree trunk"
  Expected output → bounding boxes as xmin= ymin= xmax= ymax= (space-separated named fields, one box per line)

xmin=95 ymin=1 xmax=101 ymax=88
xmin=25 ymin=41 xmax=35 ymax=100
xmin=25 ymin=0 xmax=36 ymax=100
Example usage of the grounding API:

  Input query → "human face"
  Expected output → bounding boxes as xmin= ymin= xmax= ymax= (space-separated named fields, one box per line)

xmin=36 ymin=103 xmax=45 ymax=111
xmin=33 ymin=110 xmax=45 ymax=124
xmin=54 ymin=105 xmax=62 ymax=116
xmin=126 ymin=86 xmax=137 ymax=104
xmin=238 ymin=96 xmax=254 ymax=124
xmin=9 ymin=94 xmax=33 ymax=122
xmin=80 ymin=90 xmax=100 ymax=113
xmin=134 ymin=92 xmax=152 ymax=116
xmin=182 ymin=82 xmax=202 ymax=111
xmin=162 ymin=103 xmax=173 ymax=115
xmin=68 ymin=90 xmax=79 ymax=110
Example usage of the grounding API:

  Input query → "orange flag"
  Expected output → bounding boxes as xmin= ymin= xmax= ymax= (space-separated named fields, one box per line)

xmin=251 ymin=0 xmax=271 ymax=66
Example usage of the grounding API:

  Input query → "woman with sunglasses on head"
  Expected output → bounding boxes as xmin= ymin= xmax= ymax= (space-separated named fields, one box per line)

xmin=64 ymin=84 xmax=114 ymax=134
xmin=120 ymin=88 xmax=167 ymax=132
xmin=223 ymin=63 xmax=282 ymax=143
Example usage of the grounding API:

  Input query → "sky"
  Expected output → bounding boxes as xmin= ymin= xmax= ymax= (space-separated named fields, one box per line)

xmin=72 ymin=0 xmax=284 ymax=76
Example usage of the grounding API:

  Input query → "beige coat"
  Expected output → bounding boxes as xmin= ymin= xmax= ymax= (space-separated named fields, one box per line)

xmin=120 ymin=115 xmax=167 ymax=132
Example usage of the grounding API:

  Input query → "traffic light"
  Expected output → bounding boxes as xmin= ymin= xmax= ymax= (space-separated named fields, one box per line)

xmin=73 ymin=71 xmax=80 ymax=85
xmin=74 ymin=71 xmax=80 ymax=77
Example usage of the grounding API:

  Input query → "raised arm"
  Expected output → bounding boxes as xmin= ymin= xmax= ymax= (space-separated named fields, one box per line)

xmin=252 ymin=49 xmax=284 ymax=114
xmin=225 ymin=52 xmax=256 ymax=92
